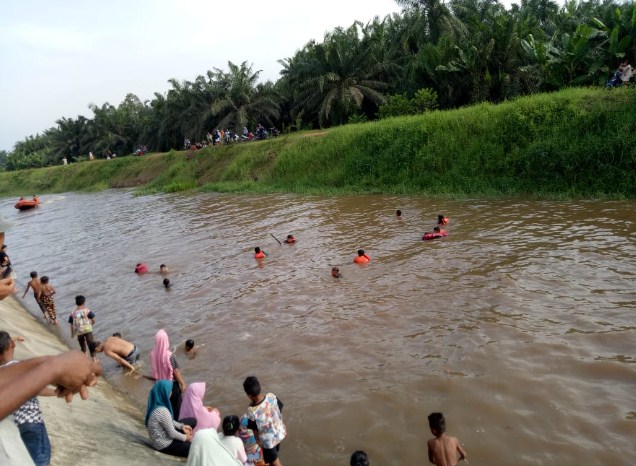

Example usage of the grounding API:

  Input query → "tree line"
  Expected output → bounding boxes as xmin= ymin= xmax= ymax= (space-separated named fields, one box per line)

xmin=2 ymin=0 xmax=634 ymax=171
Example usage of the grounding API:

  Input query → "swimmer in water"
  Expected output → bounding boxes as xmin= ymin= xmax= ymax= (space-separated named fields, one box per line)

xmin=353 ymin=249 xmax=371 ymax=264
xmin=163 ymin=278 xmax=171 ymax=288
xmin=254 ymin=247 xmax=267 ymax=259
xmin=434 ymin=226 xmax=448 ymax=237
xmin=396 ymin=209 xmax=402 ymax=218
xmin=331 ymin=267 xmax=342 ymax=278
xmin=437 ymin=214 xmax=449 ymax=226
xmin=185 ymin=339 xmax=194 ymax=353
xmin=422 ymin=226 xmax=448 ymax=241
xmin=159 ymin=264 xmax=169 ymax=275
xmin=184 ymin=339 xmax=201 ymax=359
xmin=284 ymin=235 xmax=296 ymax=244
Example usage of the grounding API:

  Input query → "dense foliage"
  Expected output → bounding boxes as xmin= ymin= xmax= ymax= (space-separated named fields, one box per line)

xmin=4 ymin=0 xmax=635 ymax=170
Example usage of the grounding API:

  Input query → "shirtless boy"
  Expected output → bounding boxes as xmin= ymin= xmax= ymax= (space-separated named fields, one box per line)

xmin=427 ymin=412 xmax=467 ymax=466
xmin=90 ymin=336 xmax=140 ymax=374
xmin=22 ymin=271 xmax=47 ymax=322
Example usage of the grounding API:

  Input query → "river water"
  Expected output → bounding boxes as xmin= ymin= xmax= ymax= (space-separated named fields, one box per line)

xmin=1 ymin=191 xmax=635 ymax=465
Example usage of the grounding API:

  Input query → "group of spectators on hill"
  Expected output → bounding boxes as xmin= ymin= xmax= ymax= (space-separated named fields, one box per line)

xmin=606 ymin=58 xmax=633 ymax=88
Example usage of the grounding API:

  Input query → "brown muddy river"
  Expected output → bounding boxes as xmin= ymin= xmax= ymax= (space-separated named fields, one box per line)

xmin=1 ymin=191 xmax=635 ymax=465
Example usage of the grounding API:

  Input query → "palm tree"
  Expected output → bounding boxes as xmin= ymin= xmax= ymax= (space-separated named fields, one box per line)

xmin=206 ymin=61 xmax=280 ymax=131
xmin=281 ymin=23 xmax=389 ymax=127
xmin=47 ymin=116 xmax=91 ymax=161
xmin=395 ymin=0 xmax=464 ymax=43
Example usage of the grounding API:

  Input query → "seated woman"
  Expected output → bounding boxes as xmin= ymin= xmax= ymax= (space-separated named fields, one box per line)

xmin=186 ymin=428 xmax=242 ymax=466
xmin=179 ymin=382 xmax=221 ymax=434
xmin=619 ymin=59 xmax=633 ymax=83
xmin=146 ymin=380 xmax=197 ymax=457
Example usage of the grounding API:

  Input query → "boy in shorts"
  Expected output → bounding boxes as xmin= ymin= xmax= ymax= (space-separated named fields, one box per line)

xmin=68 ymin=295 xmax=96 ymax=358
xmin=243 ymin=376 xmax=286 ymax=466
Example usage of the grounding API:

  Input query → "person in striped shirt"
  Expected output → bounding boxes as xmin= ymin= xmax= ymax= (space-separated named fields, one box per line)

xmin=145 ymin=380 xmax=196 ymax=457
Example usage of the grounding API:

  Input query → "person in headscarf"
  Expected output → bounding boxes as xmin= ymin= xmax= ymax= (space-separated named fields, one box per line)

xmin=145 ymin=380 xmax=196 ymax=457
xmin=179 ymin=382 xmax=221 ymax=434
xmin=186 ymin=428 xmax=243 ymax=466
xmin=150 ymin=329 xmax=187 ymax=418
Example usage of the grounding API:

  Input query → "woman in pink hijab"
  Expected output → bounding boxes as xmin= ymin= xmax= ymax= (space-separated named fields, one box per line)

xmin=179 ymin=382 xmax=221 ymax=433
xmin=150 ymin=329 xmax=187 ymax=418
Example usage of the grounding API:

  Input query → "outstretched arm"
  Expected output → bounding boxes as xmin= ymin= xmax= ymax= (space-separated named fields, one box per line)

xmin=457 ymin=441 xmax=468 ymax=462
xmin=0 ymin=351 xmax=101 ymax=420
xmin=22 ymin=282 xmax=32 ymax=298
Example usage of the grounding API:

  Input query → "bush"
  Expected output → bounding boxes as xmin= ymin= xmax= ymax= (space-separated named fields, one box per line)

xmin=378 ymin=88 xmax=438 ymax=118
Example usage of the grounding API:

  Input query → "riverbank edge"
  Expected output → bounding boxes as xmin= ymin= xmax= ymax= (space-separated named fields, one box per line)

xmin=0 ymin=295 xmax=183 ymax=466
xmin=1 ymin=87 xmax=635 ymax=200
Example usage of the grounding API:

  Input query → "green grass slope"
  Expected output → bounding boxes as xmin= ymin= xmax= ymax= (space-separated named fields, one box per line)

xmin=2 ymin=87 xmax=635 ymax=199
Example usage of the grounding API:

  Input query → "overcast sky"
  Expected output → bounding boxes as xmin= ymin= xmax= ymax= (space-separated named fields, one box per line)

xmin=0 ymin=0 xmax=524 ymax=152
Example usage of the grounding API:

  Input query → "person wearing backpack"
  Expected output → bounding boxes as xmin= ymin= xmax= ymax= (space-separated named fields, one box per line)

xmin=68 ymin=295 xmax=96 ymax=358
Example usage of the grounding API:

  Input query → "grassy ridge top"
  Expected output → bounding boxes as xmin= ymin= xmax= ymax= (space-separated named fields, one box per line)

xmin=2 ymin=87 xmax=635 ymax=199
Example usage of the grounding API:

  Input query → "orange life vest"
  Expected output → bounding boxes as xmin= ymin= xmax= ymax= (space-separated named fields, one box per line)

xmin=353 ymin=255 xmax=371 ymax=264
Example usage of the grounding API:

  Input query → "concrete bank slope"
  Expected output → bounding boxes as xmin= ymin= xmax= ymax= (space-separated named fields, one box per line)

xmin=0 ymin=296 xmax=183 ymax=466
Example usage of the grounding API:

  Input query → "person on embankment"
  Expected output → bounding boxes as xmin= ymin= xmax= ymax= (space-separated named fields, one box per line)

xmin=146 ymin=380 xmax=195 ymax=458
xmin=0 ymin=282 xmax=102 ymax=423
xmin=150 ymin=329 xmax=187 ymax=419
xmin=22 ymin=271 xmax=48 ymax=323
xmin=68 ymin=295 xmax=96 ymax=357
xmin=0 ymin=331 xmax=56 ymax=466
xmin=39 ymin=276 xmax=58 ymax=325
xmin=90 ymin=335 xmax=140 ymax=374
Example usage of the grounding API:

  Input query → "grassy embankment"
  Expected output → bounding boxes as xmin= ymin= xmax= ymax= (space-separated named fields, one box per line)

xmin=1 ymin=87 xmax=635 ymax=199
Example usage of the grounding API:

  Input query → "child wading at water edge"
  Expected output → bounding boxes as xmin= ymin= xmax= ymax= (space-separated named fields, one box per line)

xmin=39 ymin=276 xmax=58 ymax=325
xmin=427 ymin=412 xmax=467 ymax=466
xmin=243 ymin=376 xmax=286 ymax=466
xmin=69 ymin=295 xmax=96 ymax=357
